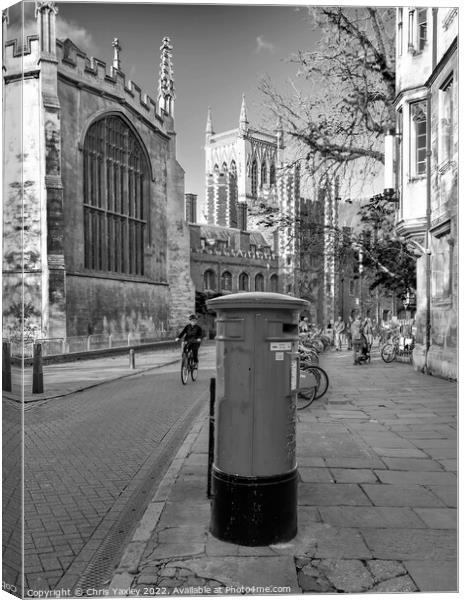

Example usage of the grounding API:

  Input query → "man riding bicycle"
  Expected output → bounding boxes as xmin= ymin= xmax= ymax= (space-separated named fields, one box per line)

xmin=175 ymin=314 xmax=204 ymax=366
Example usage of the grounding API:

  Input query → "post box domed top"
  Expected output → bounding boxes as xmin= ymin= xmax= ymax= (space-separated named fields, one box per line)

xmin=206 ymin=292 xmax=309 ymax=311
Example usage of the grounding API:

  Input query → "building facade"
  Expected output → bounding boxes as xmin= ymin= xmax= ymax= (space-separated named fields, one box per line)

xmin=2 ymin=2 xmax=194 ymax=341
xmin=204 ymin=97 xmax=299 ymax=295
xmin=391 ymin=6 xmax=457 ymax=379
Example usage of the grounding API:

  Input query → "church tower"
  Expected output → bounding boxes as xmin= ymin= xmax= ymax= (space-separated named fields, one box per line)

xmin=204 ymin=97 xmax=300 ymax=294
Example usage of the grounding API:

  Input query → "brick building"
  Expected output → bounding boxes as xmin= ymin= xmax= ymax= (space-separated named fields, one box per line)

xmin=389 ymin=7 xmax=457 ymax=378
xmin=2 ymin=2 xmax=194 ymax=341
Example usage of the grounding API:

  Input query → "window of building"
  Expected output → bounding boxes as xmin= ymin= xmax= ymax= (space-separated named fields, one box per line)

xmin=261 ymin=161 xmax=267 ymax=187
xmin=270 ymin=274 xmax=278 ymax=293
xmin=418 ymin=8 xmax=427 ymax=51
xmin=410 ymin=100 xmax=427 ymax=177
xmin=398 ymin=8 xmax=403 ymax=55
xmin=251 ymin=159 xmax=258 ymax=197
xmin=349 ymin=279 xmax=355 ymax=296
xmin=269 ymin=163 xmax=276 ymax=185
xmin=431 ymin=231 xmax=453 ymax=300
xmin=204 ymin=269 xmax=216 ymax=291
xmin=239 ymin=272 xmax=250 ymax=291
xmin=83 ymin=115 xmax=148 ymax=276
xmin=439 ymin=76 xmax=454 ymax=165
xmin=255 ymin=273 xmax=264 ymax=292
xmin=221 ymin=271 xmax=232 ymax=291
xmin=408 ymin=9 xmax=415 ymax=49
xmin=249 ymin=244 xmax=256 ymax=256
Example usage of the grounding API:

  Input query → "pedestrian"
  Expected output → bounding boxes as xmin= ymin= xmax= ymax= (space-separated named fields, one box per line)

xmin=299 ymin=316 xmax=309 ymax=334
xmin=334 ymin=315 xmax=345 ymax=351
xmin=362 ymin=310 xmax=374 ymax=351
xmin=351 ymin=314 xmax=363 ymax=365
xmin=346 ymin=315 xmax=354 ymax=350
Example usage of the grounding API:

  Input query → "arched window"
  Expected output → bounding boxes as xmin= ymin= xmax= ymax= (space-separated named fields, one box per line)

xmin=204 ymin=269 xmax=216 ymax=291
xmin=251 ymin=159 xmax=258 ymax=197
xmin=261 ymin=161 xmax=267 ymax=187
xmin=229 ymin=160 xmax=238 ymax=227
xmin=269 ymin=162 xmax=276 ymax=185
xmin=255 ymin=273 xmax=264 ymax=292
xmin=83 ymin=115 xmax=149 ymax=275
xmin=221 ymin=271 xmax=232 ymax=291
xmin=270 ymin=274 xmax=279 ymax=293
xmin=239 ymin=272 xmax=250 ymax=291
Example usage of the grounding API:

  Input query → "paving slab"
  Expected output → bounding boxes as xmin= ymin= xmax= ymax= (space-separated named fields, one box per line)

xmin=361 ymin=484 xmax=446 ymax=507
xmin=404 ymin=560 xmax=457 ymax=592
xmin=374 ymin=469 xmax=457 ymax=486
xmin=413 ymin=507 xmax=457 ymax=529
xmin=361 ymin=528 xmax=457 ymax=561
xmin=319 ymin=506 xmax=425 ymax=529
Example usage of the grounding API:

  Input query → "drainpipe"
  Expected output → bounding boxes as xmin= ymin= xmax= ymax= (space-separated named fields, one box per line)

xmin=424 ymin=90 xmax=432 ymax=373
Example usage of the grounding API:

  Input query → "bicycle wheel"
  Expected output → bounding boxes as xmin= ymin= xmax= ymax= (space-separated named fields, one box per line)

xmin=296 ymin=386 xmax=317 ymax=410
xmin=307 ymin=365 xmax=329 ymax=399
xmin=381 ymin=343 xmax=396 ymax=363
xmin=181 ymin=354 xmax=189 ymax=384
xmin=190 ymin=358 xmax=198 ymax=381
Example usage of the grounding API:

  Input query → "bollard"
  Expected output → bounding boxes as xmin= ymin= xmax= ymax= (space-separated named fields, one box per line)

xmin=32 ymin=343 xmax=44 ymax=394
xmin=206 ymin=291 xmax=308 ymax=546
xmin=2 ymin=341 xmax=12 ymax=392
xmin=129 ymin=348 xmax=135 ymax=369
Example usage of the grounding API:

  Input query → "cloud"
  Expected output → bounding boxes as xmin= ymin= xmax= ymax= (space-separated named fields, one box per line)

xmin=255 ymin=35 xmax=275 ymax=54
xmin=56 ymin=16 xmax=96 ymax=54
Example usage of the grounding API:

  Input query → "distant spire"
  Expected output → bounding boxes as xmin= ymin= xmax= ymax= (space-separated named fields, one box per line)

xmin=276 ymin=115 xmax=284 ymax=149
xmin=239 ymin=94 xmax=249 ymax=134
xmin=206 ymin=107 xmax=214 ymax=137
xmin=112 ymin=37 xmax=122 ymax=70
xmin=158 ymin=36 xmax=175 ymax=116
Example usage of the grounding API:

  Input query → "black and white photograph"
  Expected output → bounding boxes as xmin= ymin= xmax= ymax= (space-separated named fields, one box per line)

xmin=1 ymin=1 xmax=458 ymax=597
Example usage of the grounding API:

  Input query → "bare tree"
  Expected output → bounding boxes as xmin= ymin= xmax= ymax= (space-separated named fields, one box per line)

xmin=260 ymin=6 xmax=396 ymax=193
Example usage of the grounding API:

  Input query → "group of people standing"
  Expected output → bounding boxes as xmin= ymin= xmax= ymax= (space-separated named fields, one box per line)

xmin=300 ymin=312 xmax=376 ymax=366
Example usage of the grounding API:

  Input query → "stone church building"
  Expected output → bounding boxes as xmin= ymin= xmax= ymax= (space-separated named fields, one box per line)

xmin=2 ymin=2 xmax=194 ymax=341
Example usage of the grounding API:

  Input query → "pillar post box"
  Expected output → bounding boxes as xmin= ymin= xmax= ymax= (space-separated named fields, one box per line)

xmin=206 ymin=291 xmax=309 ymax=546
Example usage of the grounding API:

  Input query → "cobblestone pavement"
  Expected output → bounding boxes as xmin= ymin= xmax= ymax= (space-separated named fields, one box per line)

xmin=111 ymin=346 xmax=457 ymax=595
xmin=20 ymin=346 xmax=215 ymax=593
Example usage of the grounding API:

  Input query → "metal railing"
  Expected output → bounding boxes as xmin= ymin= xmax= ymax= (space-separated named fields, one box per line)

xmin=5 ymin=329 xmax=176 ymax=358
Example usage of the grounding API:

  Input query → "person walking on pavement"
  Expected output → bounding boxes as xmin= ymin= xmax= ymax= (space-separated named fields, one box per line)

xmin=346 ymin=315 xmax=354 ymax=350
xmin=334 ymin=315 xmax=345 ymax=351
xmin=299 ymin=316 xmax=309 ymax=334
xmin=175 ymin=314 xmax=204 ymax=366
xmin=363 ymin=310 xmax=374 ymax=351
xmin=351 ymin=314 xmax=363 ymax=365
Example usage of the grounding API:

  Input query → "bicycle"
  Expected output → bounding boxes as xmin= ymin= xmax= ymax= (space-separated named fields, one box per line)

xmin=180 ymin=342 xmax=199 ymax=384
xmin=381 ymin=335 xmax=414 ymax=364
xmin=297 ymin=364 xmax=329 ymax=410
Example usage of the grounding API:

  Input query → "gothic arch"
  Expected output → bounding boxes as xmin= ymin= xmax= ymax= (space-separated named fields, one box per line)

xmin=79 ymin=110 xmax=155 ymax=182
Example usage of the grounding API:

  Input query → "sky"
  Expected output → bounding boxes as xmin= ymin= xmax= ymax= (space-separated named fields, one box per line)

xmin=4 ymin=0 xmax=322 ymax=218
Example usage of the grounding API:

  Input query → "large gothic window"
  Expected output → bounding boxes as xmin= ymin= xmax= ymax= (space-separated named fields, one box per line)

xmin=204 ymin=269 xmax=217 ymax=291
xmin=83 ymin=115 xmax=148 ymax=276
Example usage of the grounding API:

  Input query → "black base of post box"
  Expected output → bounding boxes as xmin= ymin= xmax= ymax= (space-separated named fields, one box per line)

xmin=210 ymin=466 xmax=297 ymax=546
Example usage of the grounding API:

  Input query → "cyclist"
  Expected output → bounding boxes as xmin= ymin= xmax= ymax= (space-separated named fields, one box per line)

xmin=175 ymin=314 xmax=204 ymax=366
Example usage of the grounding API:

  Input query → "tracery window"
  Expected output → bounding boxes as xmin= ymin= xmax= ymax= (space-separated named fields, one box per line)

xmin=83 ymin=115 xmax=148 ymax=276
xmin=261 ymin=161 xmax=267 ymax=187
xmin=255 ymin=273 xmax=264 ymax=292
xmin=269 ymin=163 xmax=276 ymax=185
xmin=251 ymin=159 xmax=258 ymax=197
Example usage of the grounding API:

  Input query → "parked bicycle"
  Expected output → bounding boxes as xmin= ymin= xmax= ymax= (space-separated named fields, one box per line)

xmin=297 ymin=364 xmax=330 ymax=410
xmin=180 ymin=342 xmax=198 ymax=384
xmin=381 ymin=335 xmax=415 ymax=363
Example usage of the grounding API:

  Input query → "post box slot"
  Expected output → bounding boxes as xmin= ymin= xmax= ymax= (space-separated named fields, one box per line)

xmin=282 ymin=323 xmax=298 ymax=334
